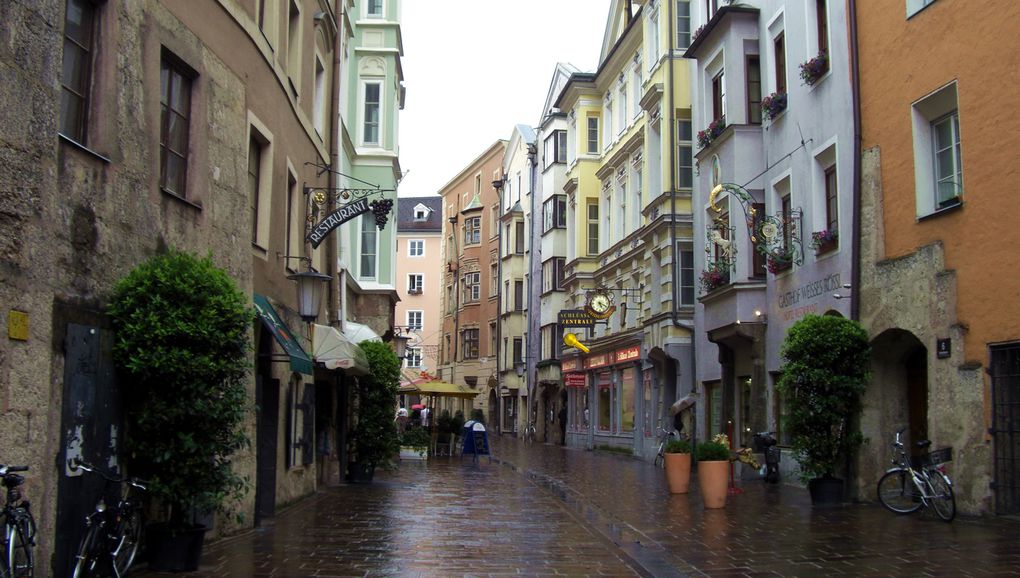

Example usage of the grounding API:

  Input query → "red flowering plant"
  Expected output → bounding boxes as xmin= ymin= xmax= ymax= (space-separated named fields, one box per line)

xmin=799 ymin=50 xmax=829 ymax=85
xmin=766 ymin=251 xmax=793 ymax=274
xmin=697 ymin=116 xmax=727 ymax=149
xmin=691 ymin=24 xmax=706 ymax=43
xmin=700 ymin=260 xmax=731 ymax=293
xmin=810 ymin=229 xmax=838 ymax=252
xmin=761 ymin=91 xmax=787 ymax=121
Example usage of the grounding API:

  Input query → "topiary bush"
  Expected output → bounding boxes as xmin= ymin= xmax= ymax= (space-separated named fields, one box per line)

xmin=777 ymin=314 xmax=871 ymax=481
xmin=665 ymin=439 xmax=692 ymax=454
xmin=108 ymin=250 xmax=252 ymax=527
xmin=352 ymin=341 xmax=401 ymax=470
xmin=696 ymin=440 xmax=730 ymax=462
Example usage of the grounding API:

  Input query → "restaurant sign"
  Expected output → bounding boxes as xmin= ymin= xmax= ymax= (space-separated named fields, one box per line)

xmin=306 ymin=198 xmax=372 ymax=248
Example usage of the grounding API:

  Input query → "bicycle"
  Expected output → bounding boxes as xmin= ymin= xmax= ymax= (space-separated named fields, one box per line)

xmin=876 ymin=428 xmax=955 ymax=522
xmin=653 ymin=427 xmax=678 ymax=468
xmin=0 ymin=464 xmax=35 ymax=578
xmin=70 ymin=461 xmax=146 ymax=578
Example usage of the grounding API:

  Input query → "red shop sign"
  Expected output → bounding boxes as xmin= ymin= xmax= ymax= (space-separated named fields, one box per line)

xmin=616 ymin=345 xmax=641 ymax=364
xmin=584 ymin=353 xmax=610 ymax=369
xmin=561 ymin=358 xmax=580 ymax=372
xmin=564 ymin=373 xmax=587 ymax=388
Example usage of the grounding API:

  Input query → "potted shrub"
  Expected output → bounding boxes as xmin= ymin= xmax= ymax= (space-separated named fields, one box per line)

xmin=696 ymin=436 xmax=732 ymax=509
xmin=349 ymin=341 xmax=401 ymax=481
xmin=663 ymin=439 xmax=692 ymax=494
xmin=777 ymin=314 xmax=871 ymax=506
xmin=108 ymin=250 xmax=251 ymax=572
xmin=399 ymin=427 xmax=430 ymax=460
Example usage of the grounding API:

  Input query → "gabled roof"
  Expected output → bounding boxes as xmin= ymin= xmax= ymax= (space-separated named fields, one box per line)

xmin=600 ymin=0 xmax=639 ymax=65
xmin=539 ymin=63 xmax=580 ymax=126
xmin=396 ymin=196 xmax=443 ymax=232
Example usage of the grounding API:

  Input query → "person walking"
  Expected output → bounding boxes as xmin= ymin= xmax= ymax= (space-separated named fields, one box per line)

xmin=396 ymin=406 xmax=408 ymax=433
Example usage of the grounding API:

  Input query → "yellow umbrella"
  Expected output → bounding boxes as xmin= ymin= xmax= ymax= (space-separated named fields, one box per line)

xmin=397 ymin=380 xmax=480 ymax=400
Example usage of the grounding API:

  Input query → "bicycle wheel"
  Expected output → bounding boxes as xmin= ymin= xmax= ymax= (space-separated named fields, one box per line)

xmin=6 ymin=521 xmax=32 ymax=578
xmin=71 ymin=524 xmax=100 ymax=578
xmin=877 ymin=469 xmax=923 ymax=514
xmin=654 ymin=445 xmax=664 ymax=468
xmin=927 ymin=473 xmax=956 ymax=522
xmin=113 ymin=509 xmax=143 ymax=576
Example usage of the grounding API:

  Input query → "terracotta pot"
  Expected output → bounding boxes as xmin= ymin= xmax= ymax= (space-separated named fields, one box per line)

xmin=664 ymin=452 xmax=692 ymax=494
xmin=697 ymin=460 xmax=730 ymax=509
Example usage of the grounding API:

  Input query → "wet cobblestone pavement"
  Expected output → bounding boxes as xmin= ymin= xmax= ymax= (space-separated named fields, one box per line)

xmin=136 ymin=437 xmax=1020 ymax=577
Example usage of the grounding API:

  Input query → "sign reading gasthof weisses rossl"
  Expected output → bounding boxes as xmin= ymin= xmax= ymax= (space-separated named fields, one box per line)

xmin=306 ymin=198 xmax=372 ymax=249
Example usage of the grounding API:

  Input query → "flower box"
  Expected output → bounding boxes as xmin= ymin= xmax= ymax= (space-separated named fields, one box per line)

xmin=700 ymin=260 xmax=731 ymax=293
xmin=766 ymin=253 xmax=793 ymax=274
xmin=810 ymin=230 xmax=838 ymax=254
xmin=800 ymin=51 xmax=829 ymax=86
xmin=697 ymin=117 xmax=727 ymax=149
xmin=761 ymin=91 xmax=787 ymax=121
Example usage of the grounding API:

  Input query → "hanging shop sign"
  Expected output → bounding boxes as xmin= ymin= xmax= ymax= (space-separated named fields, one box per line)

xmin=584 ymin=353 xmax=610 ymax=370
xmin=558 ymin=309 xmax=597 ymax=327
xmin=306 ymin=198 xmax=371 ymax=248
xmin=564 ymin=373 xmax=587 ymax=388
xmin=615 ymin=345 xmax=641 ymax=364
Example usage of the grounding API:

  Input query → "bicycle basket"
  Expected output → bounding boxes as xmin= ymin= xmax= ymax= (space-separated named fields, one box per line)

xmin=914 ymin=447 xmax=952 ymax=468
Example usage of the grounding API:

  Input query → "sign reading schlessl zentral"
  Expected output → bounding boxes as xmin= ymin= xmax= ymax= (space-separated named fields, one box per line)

xmin=306 ymin=198 xmax=371 ymax=248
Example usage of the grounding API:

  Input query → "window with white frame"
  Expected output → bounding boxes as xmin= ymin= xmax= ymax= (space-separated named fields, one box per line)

xmin=543 ymin=257 xmax=566 ymax=293
xmin=490 ymin=262 xmax=498 ymax=296
xmin=413 ymin=204 xmax=430 ymax=221
xmin=463 ymin=271 xmax=480 ymax=303
xmin=676 ymin=1 xmax=691 ymax=48
xmin=408 ymin=239 xmax=424 ymax=257
xmin=405 ymin=347 xmax=422 ymax=368
xmin=286 ymin=0 xmax=301 ymax=90
xmin=463 ymin=216 xmax=481 ymax=245
xmin=406 ymin=310 xmax=423 ymax=330
xmin=678 ymin=117 xmax=693 ymax=189
xmin=586 ymin=116 xmax=599 ymax=154
xmin=647 ymin=4 xmax=660 ymax=70
xmin=712 ymin=69 xmax=726 ymax=121
xmin=543 ymin=130 xmax=567 ymax=168
xmin=407 ymin=273 xmax=423 ymax=293
xmin=678 ymin=241 xmax=695 ymax=305
xmin=617 ymin=77 xmax=628 ymax=134
xmin=462 ymin=329 xmax=479 ymax=360
xmin=542 ymin=194 xmax=567 ymax=232
xmin=632 ymin=59 xmax=643 ymax=119
xmin=367 ymin=0 xmax=383 ymax=18
xmin=360 ymin=213 xmax=377 ymax=279
xmin=362 ymin=81 xmax=381 ymax=145
xmin=313 ymin=57 xmax=327 ymax=136
xmin=631 ymin=154 xmax=643 ymax=229
xmin=911 ymin=82 xmax=963 ymax=216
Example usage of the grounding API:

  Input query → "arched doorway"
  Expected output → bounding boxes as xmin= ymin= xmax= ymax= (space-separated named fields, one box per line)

xmin=858 ymin=328 xmax=928 ymax=498
xmin=488 ymin=389 xmax=498 ymax=432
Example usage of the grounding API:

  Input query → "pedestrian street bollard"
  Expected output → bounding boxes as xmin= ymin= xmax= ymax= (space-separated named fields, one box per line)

xmin=460 ymin=420 xmax=491 ymax=465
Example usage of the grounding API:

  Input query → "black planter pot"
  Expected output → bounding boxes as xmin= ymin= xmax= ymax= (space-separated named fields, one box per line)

xmin=146 ymin=524 xmax=208 ymax=572
xmin=348 ymin=462 xmax=375 ymax=483
xmin=808 ymin=476 xmax=844 ymax=506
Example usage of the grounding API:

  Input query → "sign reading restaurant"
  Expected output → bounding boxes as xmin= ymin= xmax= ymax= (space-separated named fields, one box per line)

xmin=306 ymin=198 xmax=372 ymax=249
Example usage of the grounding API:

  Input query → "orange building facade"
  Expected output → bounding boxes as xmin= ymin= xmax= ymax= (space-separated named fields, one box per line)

xmin=437 ymin=141 xmax=507 ymax=422
xmin=856 ymin=0 xmax=1020 ymax=515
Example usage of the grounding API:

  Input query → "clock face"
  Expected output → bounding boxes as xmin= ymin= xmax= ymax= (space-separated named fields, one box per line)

xmin=589 ymin=292 xmax=612 ymax=313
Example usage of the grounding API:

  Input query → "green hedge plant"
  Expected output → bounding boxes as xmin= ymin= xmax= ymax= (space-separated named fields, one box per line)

xmin=108 ymin=250 xmax=252 ymax=528
xmin=696 ymin=440 xmax=730 ymax=462
xmin=776 ymin=314 xmax=871 ymax=481
xmin=352 ymin=341 xmax=401 ymax=470
xmin=664 ymin=439 xmax=692 ymax=454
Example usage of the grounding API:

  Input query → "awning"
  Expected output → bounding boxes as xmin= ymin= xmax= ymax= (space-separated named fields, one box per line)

xmin=253 ymin=293 xmax=313 ymax=375
xmin=397 ymin=380 xmax=480 ymax=399
xmin=312 ymin=324 xmax=370 ymax=375
xmin=342 ymin=320 xmax=382 ymax=344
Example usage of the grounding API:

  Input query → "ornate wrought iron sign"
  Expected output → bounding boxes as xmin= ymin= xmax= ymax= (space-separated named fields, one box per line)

xmin=709 ymin=183 xmax=803 ymax=272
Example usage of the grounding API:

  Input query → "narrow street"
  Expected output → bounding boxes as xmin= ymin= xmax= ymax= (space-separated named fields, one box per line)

xmin=137 ymin=437 xmax=1020 ymax=578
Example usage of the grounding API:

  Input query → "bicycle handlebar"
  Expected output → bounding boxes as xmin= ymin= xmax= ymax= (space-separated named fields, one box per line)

xmin=0 ymin=465 xmax=28 ymax=474
xmin=69 ymin=459 xmax=148 ymax=489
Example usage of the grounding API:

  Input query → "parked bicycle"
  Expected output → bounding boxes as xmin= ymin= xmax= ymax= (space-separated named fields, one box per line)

xmin=877 ymin=428 xmax=955 ymax=522
xmin=653 ymin=427 xmax=678 ymax=468
xmin=0 ymin=464 xmax=35 ymax=578
xmin=70 ymin=460 xmax=146 ymax=578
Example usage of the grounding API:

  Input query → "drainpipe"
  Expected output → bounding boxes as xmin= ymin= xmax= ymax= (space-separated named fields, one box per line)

xmin=449 ymin=214 xmax=459 ymax=396
xmin=849 ymin=0 xmax=862 ymax=323
xmin=494 ymin=177 xmax=505 ymax=434
xmin=526 ymin=143 xmax=540 ymax=438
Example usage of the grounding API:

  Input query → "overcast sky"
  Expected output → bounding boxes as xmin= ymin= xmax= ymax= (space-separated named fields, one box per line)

xmin=397 ymin=1 xmax=611 ymax=197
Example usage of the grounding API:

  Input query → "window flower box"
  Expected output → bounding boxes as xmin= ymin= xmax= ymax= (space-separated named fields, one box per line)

xmin=799 ymin=50 xmax=829 ymax=86
xmin=810 ymin=230 xmax=838 ymax=254
xmin=766 ymin=252 xmax=793 ymax=274
xmin=691 ymin=24 xmax=706 ymax=44
xmin=700 ymin=260 xmax=731 ymax=293
xmin=761 ymin=91 xmax=787 ymax=121
xmin=697 ymin=116 xmax=727 ymax=149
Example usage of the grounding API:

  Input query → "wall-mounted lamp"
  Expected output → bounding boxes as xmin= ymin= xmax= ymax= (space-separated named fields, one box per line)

xmin=286 ymin=260 xmax=331 ymax=322
xmin=833 ymin=283 xmax=853 ymax=300
xmin=383 ymin=326 xmax=416 ymax=359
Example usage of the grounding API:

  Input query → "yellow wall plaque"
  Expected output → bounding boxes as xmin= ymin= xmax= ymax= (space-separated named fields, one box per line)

xmin=8 ymin=310 xmax=28 ymax=341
